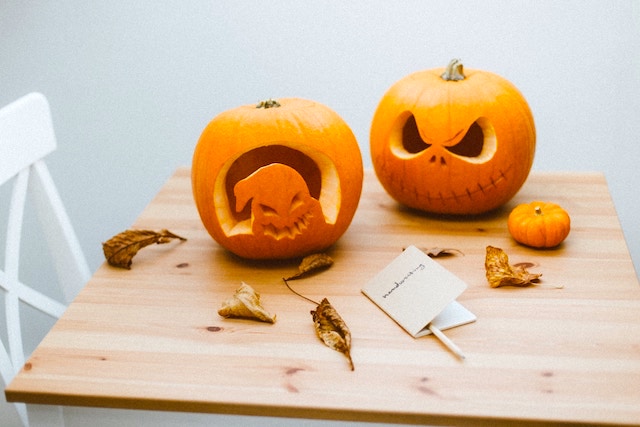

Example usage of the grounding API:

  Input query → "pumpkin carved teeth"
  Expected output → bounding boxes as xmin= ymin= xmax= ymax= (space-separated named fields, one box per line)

xmin=262 ymin=212 xmax=313 ymax=240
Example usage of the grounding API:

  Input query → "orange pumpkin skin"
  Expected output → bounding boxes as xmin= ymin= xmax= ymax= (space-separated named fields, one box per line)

xmin=370 ymin=60 xmax=536 ymax=215
xmin=192 ymin=98 xmax=363 ymax=260
xmin=508 ymin=201 xmax=570 ymax=248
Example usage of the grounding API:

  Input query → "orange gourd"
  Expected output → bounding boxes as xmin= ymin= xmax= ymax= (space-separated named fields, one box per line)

xmin=192 ymin=98 xmax=363 ymax=260
xmin=508 ymin=201 xmax=570 ymax=248
xmin=370 ymin=59 xmax=536 ymax=215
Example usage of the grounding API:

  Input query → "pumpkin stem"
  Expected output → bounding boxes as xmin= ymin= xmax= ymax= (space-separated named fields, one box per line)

xmin=441 ymin=59 xmax=465 ymax=81
xmin=534 ymin=206 xmax=543 ymax=215
xmin=256 ymin=99 xmax=281 ymax=109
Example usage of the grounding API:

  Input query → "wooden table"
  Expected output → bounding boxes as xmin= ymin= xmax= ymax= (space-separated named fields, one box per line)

xmin=6 ymin=168 xmax=640 ymax=426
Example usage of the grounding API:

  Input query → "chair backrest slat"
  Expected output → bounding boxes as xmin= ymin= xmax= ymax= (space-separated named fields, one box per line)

xmin=3 ymin=168 xmax=30 ymax=373
xmin=0 ymin=93 xmax=56 ymax=185
xmin=0 ymin=92 xmax=91 ymax=426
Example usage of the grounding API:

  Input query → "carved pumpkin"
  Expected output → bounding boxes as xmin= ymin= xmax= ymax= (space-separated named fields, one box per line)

xmin=370 ymin=59 xmax=536 ymax=215
xmin=192 ymin=98 xmax=363 ymax=259
xmin=508 ymin=201 xmax=570 ymax=248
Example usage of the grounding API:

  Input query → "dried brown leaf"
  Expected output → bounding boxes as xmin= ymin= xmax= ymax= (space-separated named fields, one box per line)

xmin=102 ymin=229 xmax=186 ymax=269
xmin=311 ymin=298 xmax=354 ymax=370
xmin=285 ymin=253 xmax=334 ymax=281
xmin=218 ymin=282 xmax=276 ymax=323
xmin=485 ymin=245 xmax=542 ymax=288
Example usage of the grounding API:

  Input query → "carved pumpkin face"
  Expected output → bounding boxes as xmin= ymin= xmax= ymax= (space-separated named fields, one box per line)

xmin=370 ymin=60 xmax=536 ymax=215
xmin=234 ymin=163 xmax=323 ymax=240
xmin=192 ymin=98 xmax=363 ymax=259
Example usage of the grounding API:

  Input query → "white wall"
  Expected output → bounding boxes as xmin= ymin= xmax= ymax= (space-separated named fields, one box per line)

xmin=2 ymin=1 xmax=639 ymax=425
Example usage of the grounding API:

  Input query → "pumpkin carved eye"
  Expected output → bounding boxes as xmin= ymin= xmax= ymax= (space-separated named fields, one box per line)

xmin=447 ymin=118 xmax=497 ymax=163
xmin=446 ymin=121 xmax=484 ymax=157
xmin=401 ymin=114 xmax=431 ymax=154
xmin=397 ymin=114 xmax=497 ymax=163
xmin=290 ymin=192 xmax=305 ymax=212
xmin=259 ymin=203 xmax=279 ymax=217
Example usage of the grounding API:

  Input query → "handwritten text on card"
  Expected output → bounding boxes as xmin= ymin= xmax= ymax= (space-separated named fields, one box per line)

xmin=382 ymin=263 xmax=425 ymax=299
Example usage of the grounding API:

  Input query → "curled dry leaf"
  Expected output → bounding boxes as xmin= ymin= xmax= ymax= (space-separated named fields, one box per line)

xmin=311 ymin=298 xmax=354 ymax=371
xmin=285 ymin=253 xmax=334 ymax=281
xmin=485 ymin=245 xmax=542 ymax=288
xmin=218 ymin=282 xmax=276 ymax=323
xmin=102 ymin=229 xmax=186 ymax=269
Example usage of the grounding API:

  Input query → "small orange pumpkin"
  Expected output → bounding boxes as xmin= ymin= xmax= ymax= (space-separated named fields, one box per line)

xmin=370 ymin=59 xmax=536 ymax=215
xmin=508 ymin=201 xmax=571 ymax=248
xmin=192 ymin=98 xmax=363 ymax=260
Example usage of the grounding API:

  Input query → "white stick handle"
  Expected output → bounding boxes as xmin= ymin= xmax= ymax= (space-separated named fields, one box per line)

xmin=428 ymin=324 xmax=466 ymax=360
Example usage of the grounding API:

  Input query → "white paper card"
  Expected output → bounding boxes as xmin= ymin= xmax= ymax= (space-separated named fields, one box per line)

xmin=414 ymin=300 xmax=477 ymax=337
xmin=361 ymin=245 xmax=476 ymax=338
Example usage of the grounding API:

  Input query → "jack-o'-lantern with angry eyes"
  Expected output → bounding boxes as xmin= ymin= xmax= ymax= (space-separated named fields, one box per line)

xmin=192 ymin=98 xmax=363 ymax=260
xmin=370 ymin=59 xmax=536 ymax=215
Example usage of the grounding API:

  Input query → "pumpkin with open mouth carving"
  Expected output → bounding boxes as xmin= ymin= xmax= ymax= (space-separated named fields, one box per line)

xmin=370 ymin=59 xmax=536 ymax=215
xmin=192 ymin=98 xmax=363 ymax=259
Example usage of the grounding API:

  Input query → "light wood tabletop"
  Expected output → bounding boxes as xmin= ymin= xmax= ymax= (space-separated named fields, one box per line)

xmin=6 ymin=168 xmax=640 ymax=426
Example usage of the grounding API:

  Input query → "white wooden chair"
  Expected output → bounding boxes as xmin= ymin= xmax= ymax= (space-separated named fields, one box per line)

xmin=0 ymin=92 xmax=92 ymax=426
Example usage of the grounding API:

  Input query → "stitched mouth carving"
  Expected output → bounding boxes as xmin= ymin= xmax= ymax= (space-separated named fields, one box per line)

xmin=407 ymin=168 xmax=508 ymax=205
